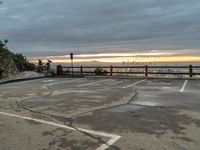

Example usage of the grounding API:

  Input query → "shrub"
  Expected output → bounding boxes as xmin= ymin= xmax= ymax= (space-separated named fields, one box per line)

xmin=24 ymin=62 xmax=36 ymax=71
xmin=13 ymin=53 xmax=27 ymax=64
xmin=12 ymin=53 xmax=35 ymax=71
xmin=94 ymin=67 xmax=108 ymax=76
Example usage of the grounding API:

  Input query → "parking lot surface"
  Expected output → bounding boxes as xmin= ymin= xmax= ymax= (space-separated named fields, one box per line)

xmin=0 ymin=77 xmax=200 ymax=150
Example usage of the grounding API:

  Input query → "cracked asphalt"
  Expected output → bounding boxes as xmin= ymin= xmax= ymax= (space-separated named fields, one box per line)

xmin=0 ymin=77 xmax=200 ymax=150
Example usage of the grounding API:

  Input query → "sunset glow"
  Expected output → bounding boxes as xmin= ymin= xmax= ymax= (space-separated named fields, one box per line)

xmin=29 ymin=52 xmax=200 ymax=64
xmin=72 ymin=52 xmax=173 ymax=58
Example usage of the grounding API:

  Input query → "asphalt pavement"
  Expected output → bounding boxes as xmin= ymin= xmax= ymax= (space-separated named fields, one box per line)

xmin=0 ymin=77 xmax=200 ymax=150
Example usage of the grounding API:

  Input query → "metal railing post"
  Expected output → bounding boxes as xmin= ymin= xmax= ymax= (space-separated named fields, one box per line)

xmin=145 ymin=65 xmax=148 ymax=77
xmin=189 ymin=65 xmax=193 ymax=77
xmin=110 ymin=65 xmax=113 ymax=76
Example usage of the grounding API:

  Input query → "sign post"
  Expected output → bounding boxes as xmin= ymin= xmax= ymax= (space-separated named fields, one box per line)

xmin=70 ymin=53 xmax=74 ymax=74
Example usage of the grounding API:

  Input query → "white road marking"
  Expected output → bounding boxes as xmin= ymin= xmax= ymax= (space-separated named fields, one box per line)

xmin=0 ymin=111 xmax=121 ymax=150
xmin=134 ymin=101 xmax=158 ymax=106
xmin=78 ymin=79 xmax=110 ymax=87
xmin=51 ymin=90 xmax=94 ymax=96
xmin=180 ymin=80 xmax=188 ymax=93
xmin=122 ymin=79 xmax=146 ymax=89
xmin=42 ymin=79 xmax=57 ymax=83
xmin=46 ymin=78 xmax=82 ymax=86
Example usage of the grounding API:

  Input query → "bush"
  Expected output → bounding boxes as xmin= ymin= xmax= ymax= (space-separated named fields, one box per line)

xmin=94 ymin=67 xmax=108 ymax=76
xmin=24 ymin=62 xmax=36 ymax=71
xmin=12 ymin=53 xmax=35 ymax=71
xmin=13 ymin=53 xmax=27 ymax=64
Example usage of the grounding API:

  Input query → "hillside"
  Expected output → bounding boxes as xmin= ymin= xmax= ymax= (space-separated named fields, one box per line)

xmin=0 ymin=47 xmax=18 ymax=78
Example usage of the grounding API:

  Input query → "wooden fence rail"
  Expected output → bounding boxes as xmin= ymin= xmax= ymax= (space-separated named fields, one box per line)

xmin=57 ymin=65 xmax=200 ymax=77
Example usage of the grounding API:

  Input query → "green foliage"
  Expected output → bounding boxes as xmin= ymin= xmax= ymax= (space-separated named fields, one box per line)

xmin=94 ymin=67 xmax=108 ymax=76
xmin=0 ymin=41 xmax=5 ymax=48
xmin=0 ymin=46 xmax=10 ymax=55
xmin=0 ymin=47 xmax=5 ymax=54
xmin=24 ymin=62 xmax=36 ymax=71
xmin=13 ymin=53 xmax=27 ymax=64
xmin=0 ymin=40 xmax=9 ymax=54
xmin=13 ymin=53 xmax=35 ymax=71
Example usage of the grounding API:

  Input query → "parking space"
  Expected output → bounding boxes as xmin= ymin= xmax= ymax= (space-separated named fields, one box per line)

xmin=0 ymin=77 xmax=200 ymax=150
xmin=0 ymin=113 xmax=106 ymax=150
xmin=129 ymin=79 xmax=200 ymax=109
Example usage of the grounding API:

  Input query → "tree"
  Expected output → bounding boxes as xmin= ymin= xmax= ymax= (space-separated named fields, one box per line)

xmin=0 ymin=39 xmax=8 ymax=48
xmin=4 ymin=39 xmax=8 ymax=44
xmin=13 ymin=53 xmax=27 ymax=64
xmin=0 ymin=40 xmax=5 ymax=48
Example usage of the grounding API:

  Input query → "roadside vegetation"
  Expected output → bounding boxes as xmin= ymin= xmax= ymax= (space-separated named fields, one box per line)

xmin=94 ymin=67 xmax=108 ymax=75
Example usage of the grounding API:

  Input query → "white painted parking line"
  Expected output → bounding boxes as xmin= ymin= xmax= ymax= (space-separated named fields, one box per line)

xmin=0 ymin=111 xmax=121 ymax=150
xmin=180 ymin=80 xmax=188 ymax=93
xmin=46 ymin=78 xmax=82 ymax=86
xmin=78 ymin=79 xmax=111 ymax=87
xmin=122 ymin=79 xmax=146 ymax=89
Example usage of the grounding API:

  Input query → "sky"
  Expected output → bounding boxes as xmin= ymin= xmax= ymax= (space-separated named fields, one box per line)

xmin=0 ymin=0 xmax=200 ymax=63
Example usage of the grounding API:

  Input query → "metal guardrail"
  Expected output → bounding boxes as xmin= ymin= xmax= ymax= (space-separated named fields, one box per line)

xmin=57 ymin=65 xmax=200 ymax=77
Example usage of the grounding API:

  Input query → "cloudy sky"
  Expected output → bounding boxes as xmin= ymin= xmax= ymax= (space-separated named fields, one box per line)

xmin=0 ymin=0 xmax=200 ymax=57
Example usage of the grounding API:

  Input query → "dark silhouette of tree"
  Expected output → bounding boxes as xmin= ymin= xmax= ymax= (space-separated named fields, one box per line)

xmin=4 ymin=39 xmax=8 ymax=44
xmin=4 ymin=39 xmax=8 ymax=48
xmin=0 ymin=39 xmax=8 ymax=48
xmin=0 ymin=40 xmax=5 ymax=48
xmin=0 ymin=1 xmax=3 ymax=5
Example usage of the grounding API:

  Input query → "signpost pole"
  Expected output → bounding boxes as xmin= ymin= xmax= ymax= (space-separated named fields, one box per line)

xmin=70 ymin=53 xmax=74 ymax=75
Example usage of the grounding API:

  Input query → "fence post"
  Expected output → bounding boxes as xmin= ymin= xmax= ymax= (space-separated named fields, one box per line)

xmin=145 ymin=65 xmax=148 ymax=77
xmin=189 ymin=65 xmax=193 ymax=77
xmin=110 ymin=65 xmax=113 ymax=76
xmin=80 ymin=66 xmax=83 ymax=75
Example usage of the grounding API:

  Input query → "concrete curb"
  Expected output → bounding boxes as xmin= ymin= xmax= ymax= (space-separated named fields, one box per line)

xmin=84 ymin=75 xmax=200 ymax=80
xmin=0 ymin=74 xmax=84 ymax=85
xmin=0 ymin=76 xmax=45 ymax=85
xmin=0 ymin=74 xmax=199 ymax=85
xmin=52 ymin=75 xmax=85 ymax=78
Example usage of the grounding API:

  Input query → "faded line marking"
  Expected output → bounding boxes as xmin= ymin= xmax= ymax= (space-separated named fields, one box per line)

xmin=122 ymin=79 xmax=146 ymax=89
xmin=180 ymin=80 xmax=188 ymax=93
xmin=0 ymin=111 xmax=121 ymax=150
xmin=78 ymin=79 xmax=110 ymax=87
xmin=46 ymin=78 xmax=82 ymax=86
xmin=51 ymin=90 xmax=94 ymax=96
